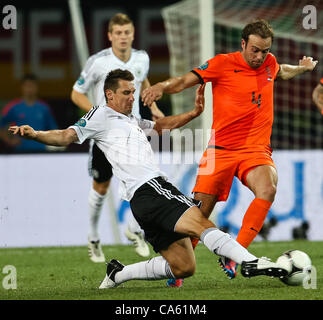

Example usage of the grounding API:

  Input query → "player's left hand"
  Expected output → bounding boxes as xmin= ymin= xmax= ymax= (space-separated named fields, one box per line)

xmin=193 ymin=84 xmax=205 ymax=116
xmin=299 ymin=56 xmax=318 ymax=71
xmin=8 ymin=125 xmax=37 ymax=140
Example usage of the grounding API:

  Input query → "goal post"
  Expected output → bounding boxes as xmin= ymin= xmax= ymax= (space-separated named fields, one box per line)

xmin=162 ymin=0 xmax=214 ymax=150
xmin=68 ymin=0 xmax=89 ymax=67
xmin=162 ymin=0 xmax=216 ymax=222
xmin=199 ymin=0 xmax=214 ymax=150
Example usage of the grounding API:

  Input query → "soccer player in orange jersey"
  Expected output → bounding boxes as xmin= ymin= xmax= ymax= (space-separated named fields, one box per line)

xmin=142 ymin=19 xmax=318 ymax=285
xmin=312 ymin=78 xmax=323 ymax=115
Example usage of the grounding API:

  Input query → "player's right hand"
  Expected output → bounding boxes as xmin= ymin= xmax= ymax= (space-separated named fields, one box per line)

xmin=299 ymin=56 xmax=318 ymax=71
xmin=8 ymin=125 xmax=37 ymax=140
xmin=142 ymin=83 xmax=164 ymax=106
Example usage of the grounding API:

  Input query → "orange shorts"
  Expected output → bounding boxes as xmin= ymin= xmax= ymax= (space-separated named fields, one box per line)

xmin=192 ymin=145 xmax=275 ymax=201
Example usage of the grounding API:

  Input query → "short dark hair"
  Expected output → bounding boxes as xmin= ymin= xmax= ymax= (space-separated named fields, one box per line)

xmin=242 ymin=19 xmax=274 ymax=44
xmin=103 ymin=69 xmax=134 ymax=101
xmin=21 ymin=73 xmax=38 ymax=83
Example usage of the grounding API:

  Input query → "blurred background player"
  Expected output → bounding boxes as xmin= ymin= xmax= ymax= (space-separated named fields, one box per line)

xmin=0 ymin=74 xmax=58 ymax=153
xmin=142 ymin=19 xmax=318 ymax=283
xmin=312 ymin=78 xmax=323 ymax=115
xmin=71 ymin=13 xmax=165 ymax=262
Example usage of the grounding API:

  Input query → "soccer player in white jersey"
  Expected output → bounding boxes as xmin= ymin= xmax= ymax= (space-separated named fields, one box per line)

xmin=9 ymin=69 xmax=288 ymax=288
xmin=71 ymin=13 xmax=164 ymax=262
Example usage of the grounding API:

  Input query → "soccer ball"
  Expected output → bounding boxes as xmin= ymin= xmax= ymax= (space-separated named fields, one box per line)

xmin=276 ymin=250 xmax=312 ymax=286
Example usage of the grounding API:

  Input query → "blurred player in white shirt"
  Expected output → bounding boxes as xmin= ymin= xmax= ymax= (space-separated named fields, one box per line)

xmin=71 ymin=13 xmax=164 ymax=262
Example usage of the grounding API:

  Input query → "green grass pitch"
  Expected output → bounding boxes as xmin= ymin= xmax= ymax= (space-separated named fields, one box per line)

xmin=0 ymin=240 xmax=322 ymax=300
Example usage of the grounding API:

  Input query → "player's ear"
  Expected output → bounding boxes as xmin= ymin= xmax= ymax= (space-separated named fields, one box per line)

xmin=107 ymin=31 xmax=112 ymax=42
xmin=241 ymin=39 xmax=246 ymax=50
xmin=105 ymin=89 xmax=113 ymax=101
xmin=131 ymin=24 xmax=135 ymax=39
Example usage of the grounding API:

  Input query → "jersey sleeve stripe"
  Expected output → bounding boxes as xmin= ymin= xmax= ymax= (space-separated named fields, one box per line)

xmin=191 ymin=70 xmax=204 ymax=84
xmin=84 ymin=106 xmax=99 ymax=120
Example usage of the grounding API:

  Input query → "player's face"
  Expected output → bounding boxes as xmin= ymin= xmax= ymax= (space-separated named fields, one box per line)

xmin=108 ymin=23 xmax=134 ymax=53
xmin=241 ymin=34 xmax=272 ymax=69
xmin=21 ymin=80 xmax=38 ymax=99
xmin=107 ymin=80 xmax=135 ymax=116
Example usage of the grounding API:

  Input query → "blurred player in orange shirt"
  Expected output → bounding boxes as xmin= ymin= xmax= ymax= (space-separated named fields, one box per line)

xmin=142 ymin=19 xmax=318 ymax=285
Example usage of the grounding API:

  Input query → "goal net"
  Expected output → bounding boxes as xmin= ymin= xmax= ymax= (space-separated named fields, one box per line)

xmin=162 ymin=0 xmax=323 ymax=150
xmin=162 ymin=0 xmax=201 ymax=118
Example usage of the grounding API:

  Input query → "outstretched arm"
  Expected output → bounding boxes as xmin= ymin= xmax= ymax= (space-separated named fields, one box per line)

xmin=0 ymin=127 xmax=20 ymax=147
xmin=8 ymin=125 xmax=78 ymax=147
xmin=153 ymin=84 xmax=205 ymax=135
xmin=142 ymin=72 xmax=200 ymax=106
xmin=277 ymin=56 xmax=318 ymax=80
xmin=312 ymin=81 xmax=323 ymax=115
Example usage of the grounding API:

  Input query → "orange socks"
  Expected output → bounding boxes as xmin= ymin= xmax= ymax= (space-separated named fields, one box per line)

xmin=191 ymin=198 xmax=271 ymax=251
xmin=236 ymin=198 xmax=272 ymax=248
xmin=190 ymin=237 xmax=199 ymax=249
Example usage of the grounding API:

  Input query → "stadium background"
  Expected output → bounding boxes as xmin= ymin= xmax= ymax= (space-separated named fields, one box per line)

xmin=0 ymin=0 xmax=178 ymax=153
xmin=1 ymin=0 xmax=323 ymax=248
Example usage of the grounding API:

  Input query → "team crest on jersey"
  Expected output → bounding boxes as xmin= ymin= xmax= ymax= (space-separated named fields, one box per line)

xmin=74 ymin=118 xmax=87 ymax=127
xmin=77 ymin=76 xmax=85 ymax=85
xmin=198 ymin=61 xmax=208 ymax=70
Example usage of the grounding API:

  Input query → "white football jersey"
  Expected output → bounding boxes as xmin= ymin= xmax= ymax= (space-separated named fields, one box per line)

xmin=69 ymin=106 xmax=166 ymax=201
xmin=73 ymin=47 xmax=150 ymax=118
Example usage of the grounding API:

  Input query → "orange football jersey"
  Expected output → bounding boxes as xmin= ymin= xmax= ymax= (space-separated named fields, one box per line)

xmin=192 ymin=51 xmax=280 ymax=148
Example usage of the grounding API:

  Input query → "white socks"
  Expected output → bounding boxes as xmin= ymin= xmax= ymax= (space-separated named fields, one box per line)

xmin=201 ymin=228 xmax=257 ymax=264
xmin=88 ymin=187 xmax=144 ymax=242
xmin=88 ymin=187 xmax=106 ymax=242
xmin=112 ymin=228 xmax=257 ymax=285
xmin=115 ymin=256 xmax=174 ymax=284
xmin=127 ymin=214 xmax=143 ymax=234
